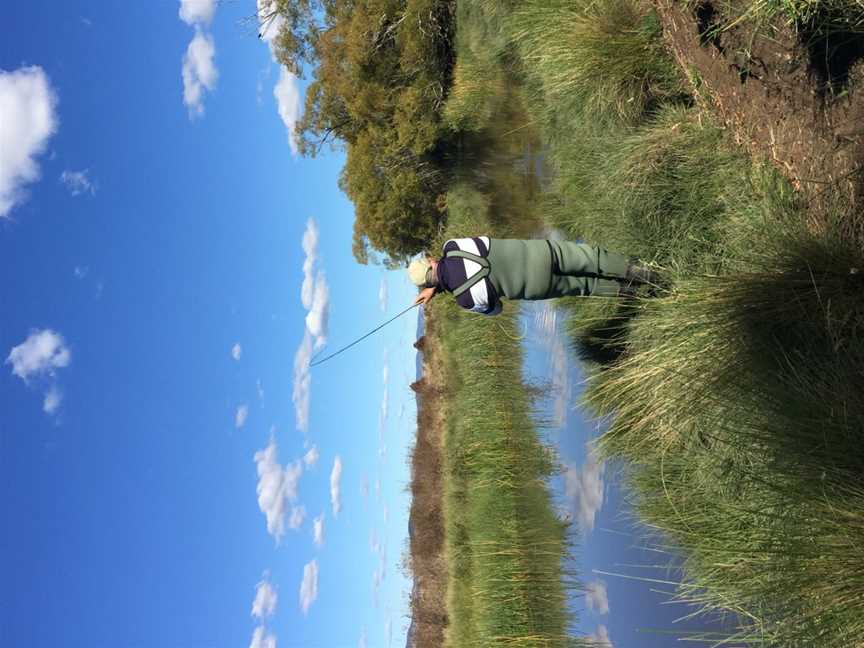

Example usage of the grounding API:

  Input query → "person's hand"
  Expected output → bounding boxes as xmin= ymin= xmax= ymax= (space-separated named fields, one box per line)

xmin=414 ymin=287 xmax=436 ymax=306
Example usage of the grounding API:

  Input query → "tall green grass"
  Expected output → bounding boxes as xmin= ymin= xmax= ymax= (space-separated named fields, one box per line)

xmin=443 ymin=0 xmax=864 ymax=645
xmin=435 ymin=302 xmax=583 ymax=647
xmin=509 ymin=0 xmax=685 ymax=126
xmin=436 ymin=6 xmax=588 ymax=644
xmin=432 ymin=183 xmax=586 ymax=648
xmin=545 ymin=106 xmax=797 ymax=273
xmin=584 ymin=252 xmax=864 ymax=646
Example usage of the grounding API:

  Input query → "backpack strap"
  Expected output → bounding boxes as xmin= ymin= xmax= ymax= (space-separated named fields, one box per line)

xmin=444 ymin=249 xmax=491 ymax=298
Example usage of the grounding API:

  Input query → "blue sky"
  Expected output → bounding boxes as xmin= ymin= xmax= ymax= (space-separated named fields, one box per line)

xmin=1 ymin=2 xmax=418 ymax=647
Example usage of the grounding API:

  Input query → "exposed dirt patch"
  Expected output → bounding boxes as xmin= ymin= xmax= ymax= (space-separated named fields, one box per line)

xmin=655 ymin=0 xmax=864 ymax=238
xmin=406 ymin=313 xmax=449 ymax=648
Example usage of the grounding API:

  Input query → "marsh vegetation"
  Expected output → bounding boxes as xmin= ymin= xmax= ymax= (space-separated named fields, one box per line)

xmin=262 ymin=0 xmax=864 ymax=645
xmin=434 ymin=0 xmax=864 ymax=646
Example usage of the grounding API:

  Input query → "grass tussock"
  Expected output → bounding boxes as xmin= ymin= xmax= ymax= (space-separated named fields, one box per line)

xmin=547 ymin=106 xmax=796 ymax=272
xmin=581 ymin=227 xmax=864 ymax=645
xmin=510 ymin=0 xmax=686 ymax=126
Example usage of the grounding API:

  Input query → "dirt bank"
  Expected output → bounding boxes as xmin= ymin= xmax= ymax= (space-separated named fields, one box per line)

xmin=406 ymin=312 xmax=449 ymax=648
xmin=656 ymin=0 xmax=864 ymax=240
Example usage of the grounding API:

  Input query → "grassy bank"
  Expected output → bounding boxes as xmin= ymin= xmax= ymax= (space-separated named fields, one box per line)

xmin=429 ymin=188 xmax=581 ymax=647
xmin=439 ymin=0 xmax=864 ymax=646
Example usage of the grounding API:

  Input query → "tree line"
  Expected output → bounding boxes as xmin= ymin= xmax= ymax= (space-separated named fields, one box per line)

xmin=261 ymin=0 xmax=456 ymax=265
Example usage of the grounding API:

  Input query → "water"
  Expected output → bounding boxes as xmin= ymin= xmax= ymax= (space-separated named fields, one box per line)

xmin=520 ymin=300 xmax=742 ymax=648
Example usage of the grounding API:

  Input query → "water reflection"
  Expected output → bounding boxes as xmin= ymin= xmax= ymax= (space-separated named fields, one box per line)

xmin=520 ymin=300 xmax=742 ymax=648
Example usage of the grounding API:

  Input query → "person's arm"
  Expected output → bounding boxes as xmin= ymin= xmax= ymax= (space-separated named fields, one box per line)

xmin=414 ymin=286 xmax=437 ymax=306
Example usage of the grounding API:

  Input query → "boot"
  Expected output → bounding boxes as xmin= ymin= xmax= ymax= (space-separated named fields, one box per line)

xmin=617 ymin=282 xmax=640 ymax=298
xmin=625 ymin=260 xmax=668 ymax=289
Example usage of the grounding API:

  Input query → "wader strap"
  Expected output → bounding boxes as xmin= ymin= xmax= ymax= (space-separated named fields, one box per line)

xmin=546 ymin=240 xmax=561 ymax=274
xmin=545 ymin=240 xmax=558 ymax=296
xmin=445 ymin=249 xmax=491 ymax=298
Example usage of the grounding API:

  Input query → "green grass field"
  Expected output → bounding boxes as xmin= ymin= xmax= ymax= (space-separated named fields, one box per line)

xmin=431 ymin=297 xmax=581 ymax=648
xmin=430 ymin=181 xmax=585 ymax=647
xmin=434 ymin=0 xmax=864 ymax=646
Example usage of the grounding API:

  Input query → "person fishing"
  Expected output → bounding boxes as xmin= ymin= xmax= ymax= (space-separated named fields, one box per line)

xmin=408 ymin=236 xmax=664 ymax=315
xmin=311 ymin=236 xmax=665 ymax=368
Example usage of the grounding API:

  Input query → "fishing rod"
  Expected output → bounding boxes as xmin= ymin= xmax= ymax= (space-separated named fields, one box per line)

xmin=309 ymin=302 xmax=421 ymax=368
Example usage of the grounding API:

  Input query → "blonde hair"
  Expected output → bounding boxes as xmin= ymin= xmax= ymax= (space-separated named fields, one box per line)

xmin=407 ymin=258 xmax=432 ymax=287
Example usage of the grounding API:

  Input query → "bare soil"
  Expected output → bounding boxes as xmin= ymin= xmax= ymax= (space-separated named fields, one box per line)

xmin=406 ymin=313 xmax=449 ymax=648
xmin=655 ymin=0 xmax=864 ymax=240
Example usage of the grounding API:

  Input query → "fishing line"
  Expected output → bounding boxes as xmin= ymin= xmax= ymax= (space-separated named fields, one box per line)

xmin=309 ymin=303 xmax=421 ymax=368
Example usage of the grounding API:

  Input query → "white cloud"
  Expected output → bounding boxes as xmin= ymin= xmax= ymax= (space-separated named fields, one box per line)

xmin=182 ymin=30 xmax=217 ymax=119
xmin=360 ymin=474 xmax=369 ymax=500
xmin=251 ymin=578 xmax=278 ymax=619
xmin=274 ymin=67 xmax=300 ymax=155
xmin=292 ymin=330 xmax=313 ymax=433
xmin=257 ymin=1 xmax=301 ymax=153
xmin=256 ymin=65 xmax=271 ymax=105
xmin=256 ymin=379 xmax=265 ymax=400
xmin=385 ymin=617 xmax=392 ymax=646
xmin=300 ymin=219 xmax=319 ymax=310
xmin=372 ymin=548 xmax=387 ymax=603
xmin=299 ymin=559 xmax=318 ymax=615
xmin=7 ymin=329 xmax=70 ymax=381
xmin=304 ymin=273 xmax=329 ymax=347
xmin=0 ymin=66 xmax=58 ymax=218
xmin=371 ymin=538 xmax=387 ymax=602
xmin=374 ymin=478 xmax=381 ymax=500
xmin=330 ymin=456 xmax=342 ymax=517
xmin=534 ymin=303 xmax=570 ymax=428
xmin=257 ymin=0 xmax=285 ymax=45
xmin=378 ymin=278 xmax=388 ymax=312
xmin=369 ymin=529 xmax=380 ymax=555
xmin=585 ymin=580 xmax=609 ymax=615
xmin=378 ymin=356 xmax=390 ymax=448
xmin=60 ymin=169 xmax=96 ymax=196
xmin=43 ymin=386 xmax=62 ymax=414
xmin=379 ymin=381 xmax=389 ymax=423
xmin=589 ymin=624 xmax=613 ymax=648
xmin=179 ymin=0 xmax=216 ymax=25
xmin=293 ymin=219 xmax=329 ymax=433
xmin=289 ymin=505 xmax=306 ymax=530
xmin=231 ymin=343 xmax=242 ymax=360
xmin=73 ymin=265 xmax=88 ymax=279
xmin=249 ymin=626 xmax=277 ymax=648
xmin=254 ymin=439 xmax=303 ymax=541
xmin=358 ymin=629 xmax=368 ymax=648
xmin=312 ymin=513 xmax=324 ymax=546
xmin=303 ymin=445 xmax=319 ymax=468
xmin=564 ymin=450 xmax=605 ymax=533
xmin=235 ymin=404 xmax=249 ymax=428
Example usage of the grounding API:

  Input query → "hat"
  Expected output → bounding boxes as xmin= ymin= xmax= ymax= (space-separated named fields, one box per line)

xmin=408 ymin=258 xmax=432 ymax=287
